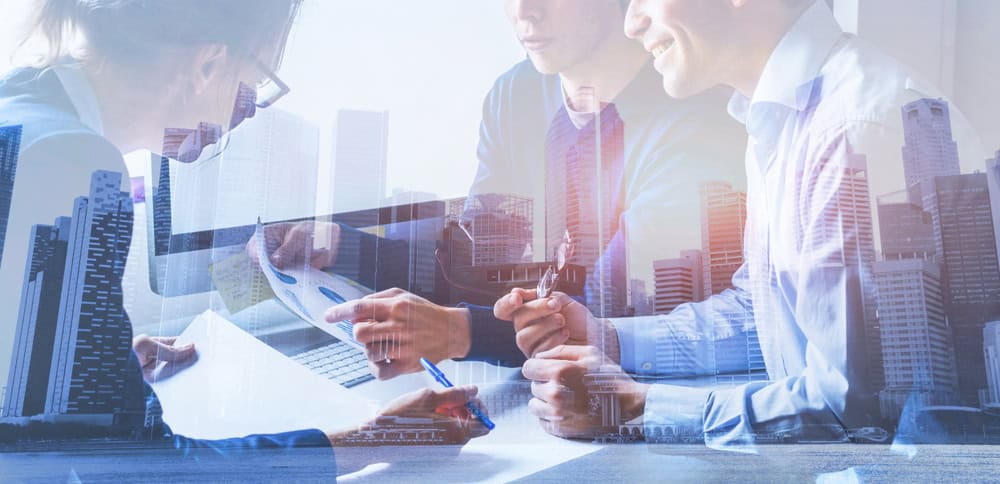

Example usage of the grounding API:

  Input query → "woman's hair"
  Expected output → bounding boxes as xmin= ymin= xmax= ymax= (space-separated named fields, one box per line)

xmin=26 ymin=0 xmax=303 ymax=68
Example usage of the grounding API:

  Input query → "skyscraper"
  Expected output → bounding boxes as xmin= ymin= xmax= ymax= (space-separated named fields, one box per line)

xmin=543 ymin=88 xmax=628 ymax=318
xmin=983 ymin=321 xmax=1000 ymax=408
xmin=45 ymin=171 xmax=135 ymax=416
xmin=877 ymin=191 xmax=936 ymax=261
xmin=986 ymin=150 xmax=1000 ymax=269
xmin=921 ymin=173 xmax=1000 ymax=405
xmin=332 ymin=110 xmax=389 ymax=292
xmin=2 ymin=218 xmax=71 ymax=418
xmin=901 ymin=99 xmax=961 ymax=203
xmin=874 ymin=259 xmax=957 ymax=419
xmin=629 ymin=278 xmax=651 ymax=316
xmin=333 ymin=110 xmax=389 ymax=213
xmin=383 ymin=190 xmax=444 ymax=298
xmin=699 ymin=181 xmax=746 ymax=297
xmin=698 ymin=180 xmax=766 ymax=383
xmin=457 ymin=193 xmax=533 ymax=267
xmin=0 ymin=125 xmax=23 ymax=267
xmin=653 ymin=250 xmax=702 ymax=315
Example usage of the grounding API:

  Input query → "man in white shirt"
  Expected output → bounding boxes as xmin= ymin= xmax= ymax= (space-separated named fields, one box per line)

xmin=502 ymin=0 xmax=989 ymax=448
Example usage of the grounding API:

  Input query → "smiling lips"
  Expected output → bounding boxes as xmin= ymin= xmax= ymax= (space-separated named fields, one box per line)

xmin=521 ymin=37 xmax=554 ymax=51
xmin=650 ymin=40 xmax=675 ymax=58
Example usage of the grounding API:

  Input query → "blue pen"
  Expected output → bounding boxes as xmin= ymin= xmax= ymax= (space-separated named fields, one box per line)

xmin=419 ymin=357 xmax=496 ymax=430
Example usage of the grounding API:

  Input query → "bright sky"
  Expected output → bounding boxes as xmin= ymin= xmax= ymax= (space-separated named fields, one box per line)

xmin=275 ymin=1 xmax=524 ymax=203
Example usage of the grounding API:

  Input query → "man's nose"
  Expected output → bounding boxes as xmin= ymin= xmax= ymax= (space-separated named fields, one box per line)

xmin=624 ymin=0 xmax=650 ymax=41
xmin=510 ymin=0 xmax=543 ymax=24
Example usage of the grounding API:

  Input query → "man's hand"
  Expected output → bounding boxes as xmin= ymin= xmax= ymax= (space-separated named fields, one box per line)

xmin=522 ymin=345 xmax=648 ymax=440
xmin=323 ymin=288 xmax=472 ymax=380
xmin=132 ymin=335 xmax=196 ymax=382
xmin=246 ymin=221 xmax=340 ymax=270
xmin=326 ymin=386 xmax=491 ymax=447
xmin=495 ymin=288 xmax=617 ymax=359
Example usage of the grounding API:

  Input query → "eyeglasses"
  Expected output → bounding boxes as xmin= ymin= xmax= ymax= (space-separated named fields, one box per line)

xmin=537 ymin=230 xmax=575 ymax=298
xmin=254 ymin=59 xmax=290 ymax=109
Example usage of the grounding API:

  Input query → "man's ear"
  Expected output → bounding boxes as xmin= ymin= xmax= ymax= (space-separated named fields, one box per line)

xmin=190 ymin=44 xmax=230 ymax=96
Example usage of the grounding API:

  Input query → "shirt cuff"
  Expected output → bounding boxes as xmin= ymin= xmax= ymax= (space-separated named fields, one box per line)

xmin=612 ymin=316 xmax=661 ymax=376
xmin=642 ymin=383 xmax=711 ymax=443
xmin=454 ymin=303 xmax=526 ymax=367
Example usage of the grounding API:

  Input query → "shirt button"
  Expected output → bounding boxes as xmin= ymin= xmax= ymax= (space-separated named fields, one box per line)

xmin=641 ymin=362 xmax=653 ymax=371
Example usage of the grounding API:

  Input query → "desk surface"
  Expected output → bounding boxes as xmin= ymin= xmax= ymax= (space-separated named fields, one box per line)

xmin=2 ymin=441 xmax=998 ymax=482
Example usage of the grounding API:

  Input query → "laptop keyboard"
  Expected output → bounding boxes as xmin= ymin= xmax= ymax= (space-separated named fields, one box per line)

xmin=291 ymin=341 xmax=375 ymax=388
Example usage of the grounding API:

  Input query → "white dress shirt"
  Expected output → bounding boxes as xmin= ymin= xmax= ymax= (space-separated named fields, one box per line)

xmin=613 ymin=1 xmax=986 ymax=449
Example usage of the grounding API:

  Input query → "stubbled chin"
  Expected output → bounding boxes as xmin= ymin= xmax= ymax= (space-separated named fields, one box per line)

xmin=523 ymin=52 xmax=555 ymax=73
xmin=660 ymin=73 xmax=700 ymax=100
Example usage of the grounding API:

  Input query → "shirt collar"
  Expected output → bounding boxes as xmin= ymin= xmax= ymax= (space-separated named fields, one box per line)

xmin=50 ymin=62 xmax=105 ymax=136
xmin=729 ymin=0 xmax=843 ymax=124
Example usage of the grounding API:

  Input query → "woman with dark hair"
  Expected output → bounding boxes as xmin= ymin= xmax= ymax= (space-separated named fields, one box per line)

xmin=0 ymin=0 xmax=488 ymax=475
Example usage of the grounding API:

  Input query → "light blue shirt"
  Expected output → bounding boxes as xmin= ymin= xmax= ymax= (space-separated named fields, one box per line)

xmin=613 ymin=1 xmax=986 ymax=449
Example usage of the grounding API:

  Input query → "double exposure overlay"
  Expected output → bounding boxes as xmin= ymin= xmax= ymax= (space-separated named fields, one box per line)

xmin=1 ymin=0 xmax=999 ymax=481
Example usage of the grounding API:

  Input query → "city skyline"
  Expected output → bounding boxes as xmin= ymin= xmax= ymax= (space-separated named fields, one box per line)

xmin=645 ymin=98 xmax=1000 ymax=417
xmin=3 ymin=171 xmax=136 ymax=423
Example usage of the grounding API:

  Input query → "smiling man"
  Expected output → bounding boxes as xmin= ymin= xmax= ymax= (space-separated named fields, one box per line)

xmin=322 ymin=0 xmax=745 ymax=380
xmin=506 ymin=0 xmax=988 ymax=448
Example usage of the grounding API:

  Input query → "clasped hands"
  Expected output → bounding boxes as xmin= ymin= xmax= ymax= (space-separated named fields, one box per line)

xmin=494 ymin=288 xmax=649 ymax=439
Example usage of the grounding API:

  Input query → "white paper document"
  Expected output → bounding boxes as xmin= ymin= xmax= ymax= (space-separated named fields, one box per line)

xmin=150 ymin=312 xmax=602 ymax=481
xmin=149 ymin=310 xmax=373 ymax=440
xmin=254 ymin=221 xmax=371 ymax=349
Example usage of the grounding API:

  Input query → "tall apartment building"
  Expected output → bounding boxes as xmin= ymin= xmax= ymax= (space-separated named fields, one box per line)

xmin=901 ymin=99 xmax=961 ymax=202
xmin=699 ymin=181 xmax=746 ymax=297
xmin=697 ymin=181 xmax=765 ymax=383
xmin=45 ymin=171 xmax=135 ymax=417
xmin=0 ymin=125 xmax=22 ymax=266
xmin=875 ymin=259 xmax=957 ymax=419
xmin=2 ymin=218 xmax=71 ymax=417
